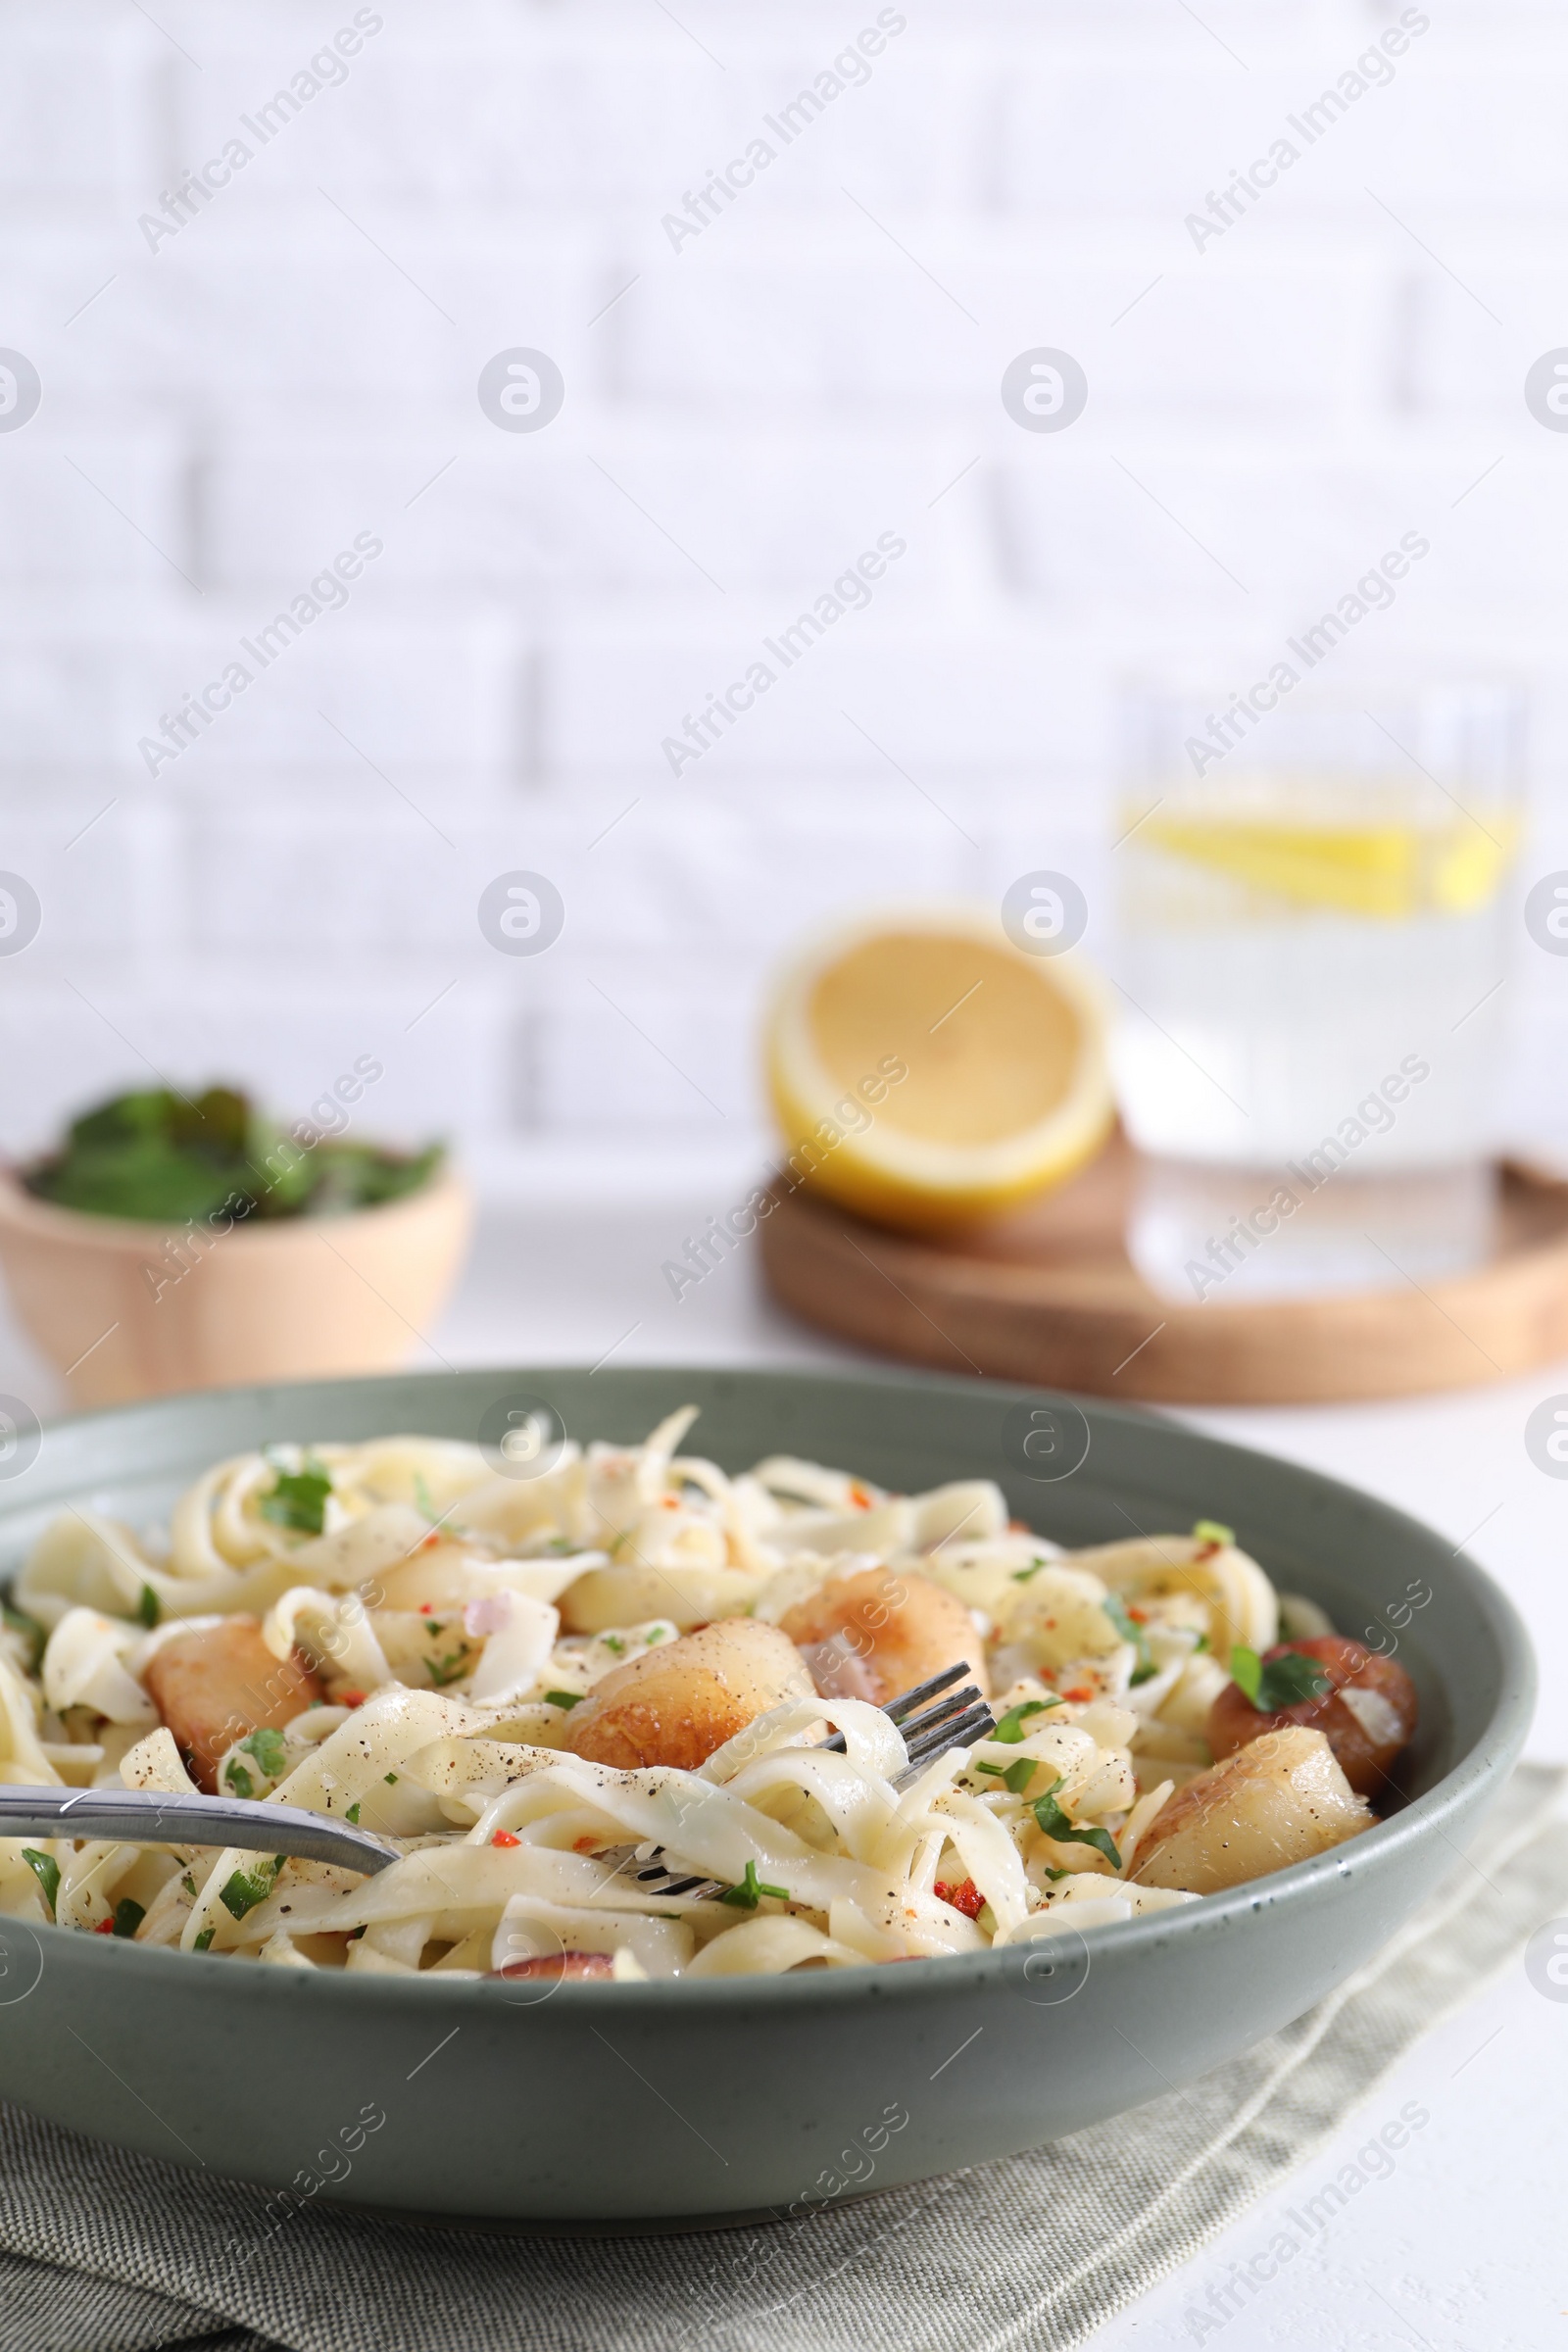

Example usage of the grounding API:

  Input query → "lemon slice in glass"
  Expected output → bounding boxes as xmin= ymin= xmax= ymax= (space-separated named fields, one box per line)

xmin=1134 ymin=808 xmax=1519 ymax=920
xmin=765 ymin=908 xmax=1114 ymax=1232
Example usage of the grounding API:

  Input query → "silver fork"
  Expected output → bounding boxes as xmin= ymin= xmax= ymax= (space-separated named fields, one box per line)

xmin=0 ymin=1785 xmax=401 ymax=1879
xmin=618 ymin=1660 xmax=997 ymax=1900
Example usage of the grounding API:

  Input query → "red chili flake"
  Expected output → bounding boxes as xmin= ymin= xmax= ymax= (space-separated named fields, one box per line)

xmin=338 ymin=1690 xmax=366 ymax=1707
xmin=1126 ymin=1604 xmax=1148 ymax=1623
xmin=934 ymin=1877 xmax=985 ymax=1920
xmin=420 ymin=1535 xmax=440 ymax=1551
xmin=1062 ymin=1685 xmax=1095 ymax=1703
xmin=419 ymin=1602 xmax=433 ymax=1615
xmin=1006 ymin=1518 xmax=1030 ymax=1534
xmin=491 ymin=1830 xmax=520 ymax=1848
xmin=92 ymin=1916 xmax=116 ymax=1936
xmin=848 ymin=1483 xmax=873 ymax=1509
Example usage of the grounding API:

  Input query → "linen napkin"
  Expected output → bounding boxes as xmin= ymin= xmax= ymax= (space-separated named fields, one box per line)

xmin=0 ymin=1763 xmax=1561 ymax=2352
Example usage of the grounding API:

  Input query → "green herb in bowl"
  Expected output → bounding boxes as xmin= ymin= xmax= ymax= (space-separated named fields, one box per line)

xmin=23 ymin=1087 xmax=442 ymax=1225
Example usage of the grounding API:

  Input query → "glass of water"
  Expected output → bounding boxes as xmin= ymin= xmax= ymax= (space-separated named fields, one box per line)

xmin=1112 ymin=681 xmax=1525 ymax=1299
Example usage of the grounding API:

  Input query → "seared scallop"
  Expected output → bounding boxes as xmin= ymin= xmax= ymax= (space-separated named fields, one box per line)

xmin=563 ymin=1618 xmax=813 ymax=1772
xmin=143 ymin=1617 xmax=322 ymax=1793
xmin=776 ymin=1566 xmax=987 ymax=1706
xmin=1131 ymin=1725 xmax=1372 ymax=1894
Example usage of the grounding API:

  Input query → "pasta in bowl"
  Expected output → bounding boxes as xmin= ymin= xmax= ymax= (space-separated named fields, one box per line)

xmin=3 ymin=1403 xmax=1416 ymax=1980
xmin=0 ymin=1367 xmax=1528 ymax=2222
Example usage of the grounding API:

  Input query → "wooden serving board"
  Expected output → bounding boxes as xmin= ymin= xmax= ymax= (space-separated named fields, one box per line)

xmin=758 ymin=1135 xmax=1568 ymax=1404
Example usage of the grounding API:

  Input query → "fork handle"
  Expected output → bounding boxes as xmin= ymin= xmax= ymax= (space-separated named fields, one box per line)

xmin=0 ymin=1787 xmax=399 ymax=1876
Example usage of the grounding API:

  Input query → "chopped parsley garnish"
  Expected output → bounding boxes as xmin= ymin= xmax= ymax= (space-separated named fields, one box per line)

xmin=1228 ymin=1644 xmax=1333 ymax=1713
xmin=999 ymin=1756 xmax=1039 ymax=1796
xmin=1043 ymin=1866 xmax=1068 ymax=1882
xmin=112 ymin=1897 xmax=145 ymax=1939
xmin=1192 ymin=1519 xmax=1234 ymax=1549
xmin=136 ymin=1582 xmax=161 ymax=1630
xmin=218 ymin=1861 xmax=277 ymax=1920
xmin=21 ymin=1848 xmax=59 ymax=1917
xmin=1102 ymin=1593 xmax=1157 ymax=1686
xmin=546 ymin=1535 xmax=576 ymax=1554
xmin=180 ymin=1874 xmax=197 ymax=1897
xmin=974 ymin=1760 xmax=1004 ymax=1777
xmin=1194 ymin=1632 xmax=1209 ymax=1653
xmin=426 ymin=1648 xmax=468 ymax=1688
xmin=543 ymin=1690 xmax=583 ymax=1710
xmin=644 ymin=1626 xmax=667 ymax=1643
xmin=602 ymin=1635 xmax=625 ymax=1655
xmin=222 ymin=1759 xmax=255 ymax=1799
xmin=992 ymin=1698 xmax=1060 ymax=1744
xmin=718 ymin=1860 xmax=789 ymax=1910
xmin=240 ymin=1727 xmax=287 ymax=1778
xmin=193 ymin=1926 xmax=216 ymax=1951
xmin=1031 ymin=1777 xmax=1121 ymax=1871
xmin=1 ymin=1600 xmax=45 ymax=1674
xmin=413 ymin=1470 xmax=438 ymax=1524
xmin=345 ymin=1803 xmax=361 ymax=1826
xmin=1011 ymin=1558 xmax=1051 ymax=1584
xmin=383 ymin=1772 xmax=398 ymax=1786
xmin=259 ymin=1457 xmax=333 ymax=1537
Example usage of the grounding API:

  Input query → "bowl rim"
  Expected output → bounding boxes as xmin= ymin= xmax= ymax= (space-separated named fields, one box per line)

xmin=2 ymin=1362 xmax=1536 ymax=2011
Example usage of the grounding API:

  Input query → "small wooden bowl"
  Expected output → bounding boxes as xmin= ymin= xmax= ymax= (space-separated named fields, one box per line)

xmin=0 ymin=1167 xmax=473 ymax=1405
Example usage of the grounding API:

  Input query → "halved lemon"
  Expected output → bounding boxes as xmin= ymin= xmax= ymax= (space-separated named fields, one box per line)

xmin=764 ymin=906 xmax=1114 ymax=1232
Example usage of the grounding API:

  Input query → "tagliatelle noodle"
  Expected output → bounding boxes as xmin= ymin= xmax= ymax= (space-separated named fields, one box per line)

xmin=921 ymin=1790 xmax=1033 ymax=1936
xmin=42 ymin=1610 xmax=157 ymax=1726
xmin=264 ymin=1588 xmax=392 ymax=1689
xmin=685 ymin=1917 xmax=870 ymax=1976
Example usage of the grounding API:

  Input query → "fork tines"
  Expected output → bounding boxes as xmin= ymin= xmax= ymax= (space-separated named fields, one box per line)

xmin=901 ymin=1694 xmax=995 ymax=1768
xmin=633 ymin=1863 xmax=716 ymax=1897
xmin=818 ymin=1661 xmax=997 ymax=1766
xmin=817 ymin=1660 xmax=972 ymax=1756
xmin=897 ymin=1682 xmax=983 ymax=1743
xmin=884 ymin=1661 xmax=973 ymax=1722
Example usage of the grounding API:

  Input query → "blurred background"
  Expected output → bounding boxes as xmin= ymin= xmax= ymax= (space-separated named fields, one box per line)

xmin=1 ymin=0 xmax=1567 ymax=1385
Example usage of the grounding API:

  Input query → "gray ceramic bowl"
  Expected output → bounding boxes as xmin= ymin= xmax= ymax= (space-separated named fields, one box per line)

xmin=0 ymin=1368 xmax=1534 ymax=2227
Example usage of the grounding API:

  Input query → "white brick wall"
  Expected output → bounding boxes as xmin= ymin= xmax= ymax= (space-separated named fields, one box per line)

xmin=0 ymin=0 xmax=1565 ymax=1180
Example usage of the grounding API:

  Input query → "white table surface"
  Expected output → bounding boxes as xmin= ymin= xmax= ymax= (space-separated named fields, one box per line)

xmin=1 ymin=1188 xmax=1561 ymax=2350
